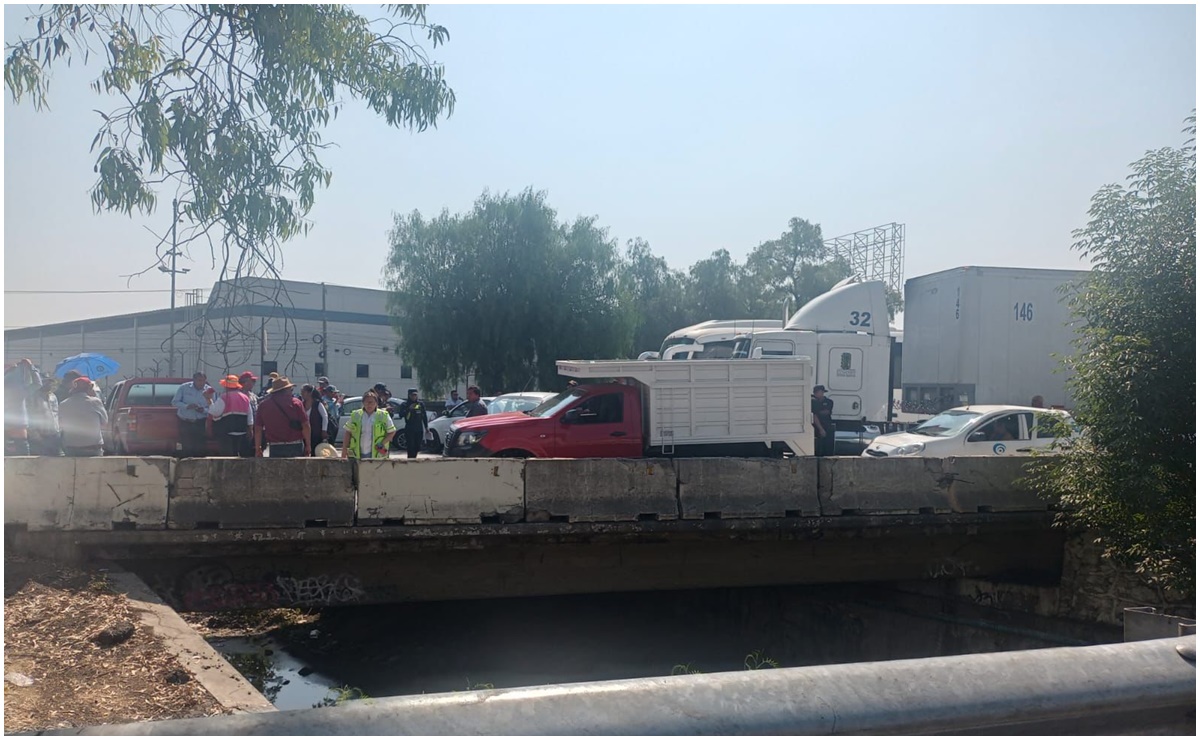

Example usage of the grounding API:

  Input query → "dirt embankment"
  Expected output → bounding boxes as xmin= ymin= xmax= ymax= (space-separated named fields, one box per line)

xmin=4 ymin=556 xmax=227 ymax=733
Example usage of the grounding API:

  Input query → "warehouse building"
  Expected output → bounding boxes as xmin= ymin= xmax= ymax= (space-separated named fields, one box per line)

xmin=3 ymin=278 xmax=423 ymax=395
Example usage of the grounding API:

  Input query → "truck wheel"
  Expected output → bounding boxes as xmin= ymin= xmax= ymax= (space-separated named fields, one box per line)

xmin=428 ymin=430 xmax=442 ymax=453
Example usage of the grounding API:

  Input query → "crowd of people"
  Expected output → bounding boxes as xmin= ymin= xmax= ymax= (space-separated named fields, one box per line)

xmin=4 ymin=355 xmax=490 ymax=460
xmin=3 ymin=359 xmax=113 ymax=457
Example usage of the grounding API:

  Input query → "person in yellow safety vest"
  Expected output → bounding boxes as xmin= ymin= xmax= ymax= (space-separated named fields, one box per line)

xmin=340 ymin=390 xmax=396 ymax=459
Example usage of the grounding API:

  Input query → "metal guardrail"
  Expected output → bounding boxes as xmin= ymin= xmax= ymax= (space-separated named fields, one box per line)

xmin=51 ymin=636 xmax=1195 ymax=735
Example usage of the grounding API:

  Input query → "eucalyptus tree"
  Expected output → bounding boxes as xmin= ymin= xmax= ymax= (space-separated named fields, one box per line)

xmin=6 ymin=4 xmax=454 ymax=371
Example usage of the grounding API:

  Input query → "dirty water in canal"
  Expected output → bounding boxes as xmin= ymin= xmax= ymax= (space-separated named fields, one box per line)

xmin=207 ymin=584 xmax=1120 ymax=709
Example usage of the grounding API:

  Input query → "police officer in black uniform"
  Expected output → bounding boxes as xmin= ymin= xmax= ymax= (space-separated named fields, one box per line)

xmin=811 ymin=385 xmax=835 ymax=457
xmin=397 ymin=388 xmax=428 ymax=459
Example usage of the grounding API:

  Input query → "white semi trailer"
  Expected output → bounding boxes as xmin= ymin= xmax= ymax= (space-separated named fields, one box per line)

xmin=900 ymin=266 xmax=1088 ymax=414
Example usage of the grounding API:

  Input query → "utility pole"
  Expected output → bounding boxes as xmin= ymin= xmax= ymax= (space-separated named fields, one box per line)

xmin=321 ymin=282 xmax=328 ymax=379
xmin=160 ymin=199 xmax=190 ymax=376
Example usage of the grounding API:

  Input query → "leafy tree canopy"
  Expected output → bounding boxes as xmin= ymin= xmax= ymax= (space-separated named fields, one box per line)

xmin=1030 ymin=114 xmax=1196 ymax=598
xmin=743 ymin=217 xmax=855 ymax=318
xmin=6 ymin=4 xmax=454 ymax=370
xmin=385 ymin=189 xmax=633 ymax=394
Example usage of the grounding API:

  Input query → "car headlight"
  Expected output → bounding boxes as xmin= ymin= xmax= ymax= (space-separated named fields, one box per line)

xmin=892 ymin=442 xmax=926 ymax=455
xmin=458 ymin=430 xmax=487 ymax=447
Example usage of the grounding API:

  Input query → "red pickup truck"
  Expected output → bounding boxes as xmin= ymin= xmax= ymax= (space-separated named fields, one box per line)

xmin=104 ymin=378 xmax=220 ymax=456
xmin=442 ymin=358 xmax=815 ymax=459
xmin=444 ymin=384 xmax=644 ymax=458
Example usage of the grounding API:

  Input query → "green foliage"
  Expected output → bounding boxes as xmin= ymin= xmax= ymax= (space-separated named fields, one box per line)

xmin=387 ymin=194 xmax=882 ymax=383
xmin=313 ymin=684 xmax=371 ymax=708
xmin=742 ymin=649 xmax=780 ymax=671
xmin=617 ymin=238 xmax=691 ymax=356
xmin=742 ymin=218 xmax=855 ymax=318
xmin=669 ymin=651 xmax=781 ymax=675
xmin=5 ymin=4 xmax=453 ymax=300
xmin=385 ymin=188 xmax=634 ymax=393
xmin=1028 ymin=113 xmax=1196 ymax=597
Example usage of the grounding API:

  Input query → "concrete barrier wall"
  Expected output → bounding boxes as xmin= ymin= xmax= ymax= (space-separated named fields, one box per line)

xmin=676 ymin=458 xmax=820 ymax=519
xmin=357 ymin=458 xmax=525 ymax=525
xmin=170 ymin=458 xmax=355 ymax=529
xmin=3 ymin=455 xmax=1051 ymax=531
xmin=4 ymin=456 xmax=172 ymax=531
xmin=817 ymin=457 xmax=1048 ymax=515
xmin=525 ymin=459 xmax=678 ymax=522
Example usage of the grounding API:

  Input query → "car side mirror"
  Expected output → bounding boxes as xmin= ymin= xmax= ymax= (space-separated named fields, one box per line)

xmin=562 ymin=408 xmax=581 ymax=424
xmin=967 ymin=431 xmax=987 ymax=443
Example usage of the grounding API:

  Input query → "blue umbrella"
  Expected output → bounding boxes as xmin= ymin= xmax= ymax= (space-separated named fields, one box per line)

xmin=54 ymin=353 xmax=120 ymax=380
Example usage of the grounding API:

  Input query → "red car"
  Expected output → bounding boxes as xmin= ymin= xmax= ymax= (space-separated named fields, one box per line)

xmin=105 ymin=378 xmax=221 ymax=456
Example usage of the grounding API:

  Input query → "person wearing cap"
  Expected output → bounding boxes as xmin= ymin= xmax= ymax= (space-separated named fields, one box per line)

xmin=172 ymin=372 xmax=213 ymax=458
xmin=320 ymin=385 xmax=340 ymax=439
xmin=254 ymin=376 xmax=311 ymax=458
xmin=372 ymin=383 xmax=392 ymax=407
xmin=395 ymin=387 xmax=428 ymax=459
xmin=206 ymin=375 xmax=254 ymax=457
xmin=59 ymin=376 xmax=108 ymax=457
xmin=811 ymin=385 xmax=835 ymax=457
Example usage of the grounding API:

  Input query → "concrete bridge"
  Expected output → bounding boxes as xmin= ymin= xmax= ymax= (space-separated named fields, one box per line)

xmin=5 ymin=455 xmax=1065 ymax=610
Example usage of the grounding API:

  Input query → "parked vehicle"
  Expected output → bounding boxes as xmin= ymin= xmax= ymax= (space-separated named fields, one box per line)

xmin=862 ymin=405 xmax=1076 ymax=458
xmin=105 ymin=377 xmax=220 ymax=456
xmin=444 ymin=358 xmax=814 ymax=459
xmin=835 ymin=424 xmax=880 ymax=456
xmin=333 ymin=395 xmax=446 ymax=446
xmin=652 ymin=319 xmax=784 ymax=361
xmin=487 ymin=392 xmax=556 ymax=415
xmin=900 ymin=266 xmax=1088 ymax=415
xmin=427 ymin=396 xmax=500 ymax=453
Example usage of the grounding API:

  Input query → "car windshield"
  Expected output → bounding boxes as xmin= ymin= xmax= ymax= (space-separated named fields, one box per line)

xmin=911 ymin=409 xmax=982 ymax=437
xmin=491 ymin=396 xmax=548 ymax=414
xmin=659 ymin=335 xmax=695 ymax=356
xmin=731 ymin=337 xmax=752 ymax=358
xmin=527 ymin=389 xmax=585 ymax=418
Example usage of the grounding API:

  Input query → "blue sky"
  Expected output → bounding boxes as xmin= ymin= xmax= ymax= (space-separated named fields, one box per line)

xmin=3 ymin=3 xmax=1196 ymax=328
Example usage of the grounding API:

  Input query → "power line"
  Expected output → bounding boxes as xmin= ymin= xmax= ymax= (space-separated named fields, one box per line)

xmin=6 ymin=289 xmax=198 ymax=295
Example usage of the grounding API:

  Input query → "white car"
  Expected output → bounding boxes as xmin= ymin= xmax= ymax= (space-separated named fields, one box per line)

xmin=427 ymin=397 xmax=496 ymax=453
xmin=862 ymin=405 xmax=1076 ymax=458
xmin=486 ymin=392 xmax=557 ymax=415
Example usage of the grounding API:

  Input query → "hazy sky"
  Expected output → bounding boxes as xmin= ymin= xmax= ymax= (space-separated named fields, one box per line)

xmin=3 ymin=3 xmax=1196 ymax=329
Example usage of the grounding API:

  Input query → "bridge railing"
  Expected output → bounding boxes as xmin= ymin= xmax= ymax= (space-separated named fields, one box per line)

xmin=4 ymin=455 xmax=1052 ymax=531
xmin=50 ymin=635 xmax=1196 ymax=735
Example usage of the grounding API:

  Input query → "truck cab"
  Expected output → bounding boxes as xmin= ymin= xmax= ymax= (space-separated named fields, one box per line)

xmin=654 ymin=319 xmax=783 ymax=361
xmin=727 ymin=279 xmax=894 ymax=427
xmin=444 ymin=384 xmax=644 ymax=458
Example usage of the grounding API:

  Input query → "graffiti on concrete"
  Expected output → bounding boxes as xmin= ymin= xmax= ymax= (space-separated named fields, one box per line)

xmin=924 ymin=557 xmax=972 ymax=580
xmin=175 ymin=563 xmax=365 ymax=610
xmin=274 ymin=574 xmax=364 ymax=606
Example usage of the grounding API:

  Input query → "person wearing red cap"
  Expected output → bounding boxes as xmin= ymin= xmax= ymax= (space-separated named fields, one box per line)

xmin=59 ymin=376 xmax=108 ymax=456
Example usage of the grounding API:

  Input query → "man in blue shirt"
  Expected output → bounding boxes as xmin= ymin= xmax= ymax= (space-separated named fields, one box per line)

xmin=172 ymin=372 xmax=212 ymax=457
